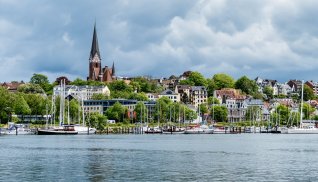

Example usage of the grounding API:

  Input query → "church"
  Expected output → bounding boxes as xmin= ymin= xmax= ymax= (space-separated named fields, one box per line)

xmin=87 ymin=24 xmax=115 ymax=83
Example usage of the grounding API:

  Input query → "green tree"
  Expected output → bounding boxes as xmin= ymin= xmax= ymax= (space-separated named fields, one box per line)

xmin=206 ymin=78 xmax=217 ymax=96
xmin=290 ymin=112 xmax=300 ymax=126
xmin=105 ymin=102 xmax=126 ymax=122
xmin=91 ymin=93 xmax=109 ymax=100
xmin=86 ymin=112 xmax=107 ymax=133
xmin=188 ymin=71 xmax=208 ymax=87
xmin=110 ymin=91 xmax=131 ymax=99
xmin=69 ymin=99 xmax=80 ymax=122
xmin=302 ymin=102 xmax=315 ymax=119
xmin=108 ymin=80 xmax=132 ymax=92
xmin=208 ymin=96 xmax=220 ymax=105
xmin=134 ymin=102 xmax=148 ymax=122
xmin=12 ymin=93 xmax=31 ymax=116
xmin=211 ymin=105 xmax=228 ymax=122
xmin=0 ymin=87 xmax=12 ymax=123
xmin=18 ymin=83 xmax=45 ymax=94
xmin=22 ymin=94 xmax=48 ymax=115
xmin=303 ymin=85 xmax=315 ymax=101
xmin=235 ymin=76 xmax=258 ymax=95
xmin=30 ymin=73 xmax=52 ymax=93
xmin=71 ymin=78 xmax=88 ymax=86
xmin=154 ymin=97 xmax=171 ymax=122
xmin=199 ymin=104 xmax=208 ymax=114
xmin=212 ymin=73 xmax=235 ymax=90
xmin=128 ymin=92 xmax=149 ymax=101
xmin=263 ymin=86 xmax=274 ymax=100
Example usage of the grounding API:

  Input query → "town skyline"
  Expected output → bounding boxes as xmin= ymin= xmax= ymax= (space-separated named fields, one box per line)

xmin=1 ymin=1 xmax=318 ymax=82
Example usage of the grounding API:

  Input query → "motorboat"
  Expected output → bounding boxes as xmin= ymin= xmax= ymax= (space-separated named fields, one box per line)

xmin=1 ymin=123 xmax=35 ymax=135
xmin=145 ymin=126 xmax=162 ymax=134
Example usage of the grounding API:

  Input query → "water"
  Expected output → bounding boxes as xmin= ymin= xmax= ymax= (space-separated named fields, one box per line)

xmin=1 ymin=134 xmax=318 ymax=181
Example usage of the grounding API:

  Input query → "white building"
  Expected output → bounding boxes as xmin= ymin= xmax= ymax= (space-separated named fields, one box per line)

xmin=146 ymin=93 xmax=158 ymax=101
xmin=53 ymin=85 xmax=110 ymax=101
xmin=158 ymin=89 xmax=180 ymax=102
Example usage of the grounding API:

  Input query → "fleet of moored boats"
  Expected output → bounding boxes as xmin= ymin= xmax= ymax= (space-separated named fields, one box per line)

xmin=2 ymin=123 xmax=318 ymax=135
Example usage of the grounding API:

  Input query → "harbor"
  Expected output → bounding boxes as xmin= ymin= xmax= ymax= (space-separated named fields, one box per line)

xmin=1 ymin=134 xmax=318 ymax=181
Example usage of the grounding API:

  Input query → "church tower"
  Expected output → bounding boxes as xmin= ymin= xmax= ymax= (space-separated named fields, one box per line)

xmin=88 ymin=23 xmax=102 ymax=81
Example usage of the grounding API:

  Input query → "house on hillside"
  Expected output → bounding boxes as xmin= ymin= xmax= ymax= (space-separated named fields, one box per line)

xmin=158 ymin=89 xmax=180 ymax=102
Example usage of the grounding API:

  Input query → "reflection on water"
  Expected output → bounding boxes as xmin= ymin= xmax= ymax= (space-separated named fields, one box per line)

xmin=1 ymin=134 xmax=318 ymax=181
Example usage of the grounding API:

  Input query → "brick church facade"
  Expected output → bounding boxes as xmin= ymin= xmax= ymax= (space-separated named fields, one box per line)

xmin=87 ymin=24 xmax=115 ymax=83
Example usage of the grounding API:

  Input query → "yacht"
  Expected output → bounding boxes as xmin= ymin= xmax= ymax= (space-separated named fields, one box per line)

xmin=37 ymin=125 xmax=78 ymax=135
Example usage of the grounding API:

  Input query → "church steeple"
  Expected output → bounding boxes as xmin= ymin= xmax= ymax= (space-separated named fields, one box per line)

xmin=89 ymin=23 xmax=101 ymax=60
xmin=88 ymin=23 xmax=102 ymax=81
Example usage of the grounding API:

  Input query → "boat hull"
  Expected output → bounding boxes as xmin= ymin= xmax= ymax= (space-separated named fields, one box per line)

xmin=37 ymin=130 xmax=78 ymax=135
xmin=287 ymin=128 xmax=318 ymax=134
xmin=184 ymin=129 xmax=213 ymax=134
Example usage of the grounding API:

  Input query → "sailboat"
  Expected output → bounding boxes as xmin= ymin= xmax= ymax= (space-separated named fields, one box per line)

xmin=145 ymin=103 xmax=162 ymax=134
xmin=73 ymin=89 xmax=96 ymax=134
xmin=184 ymin=105 xmax=213 ymax=134
xmin=162 ymin=105 xmax=185 ymax=134
xmin=37 ymin=80 xmax=78 ymax=135
xmin=286 ymin=81 xmax=318 ymax=134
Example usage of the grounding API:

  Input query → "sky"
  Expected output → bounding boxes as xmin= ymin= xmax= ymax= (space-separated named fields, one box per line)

xmin=1 ymin=0 xmax=318 ymax=83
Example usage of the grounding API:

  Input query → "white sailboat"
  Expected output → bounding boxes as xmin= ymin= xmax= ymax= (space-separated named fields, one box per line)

xmin=74 ymin=90 xmax=96 ymax=134
xmin=184 ymin=106 xmax=213 ymax=134
xmin=287 ymin=81 xmax=318 ymax=134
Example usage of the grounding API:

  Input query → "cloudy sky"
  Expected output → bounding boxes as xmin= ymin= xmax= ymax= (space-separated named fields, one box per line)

xmin=0 ymin=0 xmax=318 ymax=82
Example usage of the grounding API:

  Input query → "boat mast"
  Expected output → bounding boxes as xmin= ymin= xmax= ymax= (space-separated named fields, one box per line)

xmin=67 ymin=88 xmax=70 ymax=125
xmin=300 ymin=80 xmax=304 ymax=128
xmin=59 ymin=81 xmax=63 ymax=126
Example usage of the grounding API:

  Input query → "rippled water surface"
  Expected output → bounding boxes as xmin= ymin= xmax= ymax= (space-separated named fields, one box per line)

xmin=1 ymin=134 xmax=318 ymax=181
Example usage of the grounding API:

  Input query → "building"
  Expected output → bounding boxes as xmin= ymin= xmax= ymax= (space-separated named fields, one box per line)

xmin=277 ymin=83 xmax=292 ymax=95
xmin=87 ymin=24 xmax=115 ymax=83
xmin=255 ymin=77 xmax=278 ymax=95
xmin=158 ymin=89 xmax=180 ymax=102
xmin=146 ymin=93 xmax=158 ymax=101
xmin=305 ymin=81 xmax=318 ymax=96
xmin=1 ymin=81 xmax=24 ymax=92
xmin=83 ymin=99 xmax=157 ymax=121
xmin=175 ymin=85 xmax=191 ymax=104
xmin=83 ymin=99 xmax=137 ymax=115
xmin=214 ymin=88 xmax=246 ymax=104
xmin=287 ymin=80 xmax=303 ymax=93
xmin=225 ymin=98 xmax=246 ymax=122
xmin=53 ymin=85 xmax=110 ymax=101
xmin=189 ymin=86 xmax=208 ymax=108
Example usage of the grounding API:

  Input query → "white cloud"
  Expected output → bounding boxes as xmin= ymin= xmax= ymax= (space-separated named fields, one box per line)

xmin=62 ymin=32 xmax=74 ymax=46
xmin=1 ymin=0 xmax=318 ymax=82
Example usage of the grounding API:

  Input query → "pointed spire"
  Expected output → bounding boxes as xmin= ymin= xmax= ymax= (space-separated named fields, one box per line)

xmin=112 ymin=61 xmax=115 ymax=76
xmin=90 ymin=22 xmax=101 ymax=60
